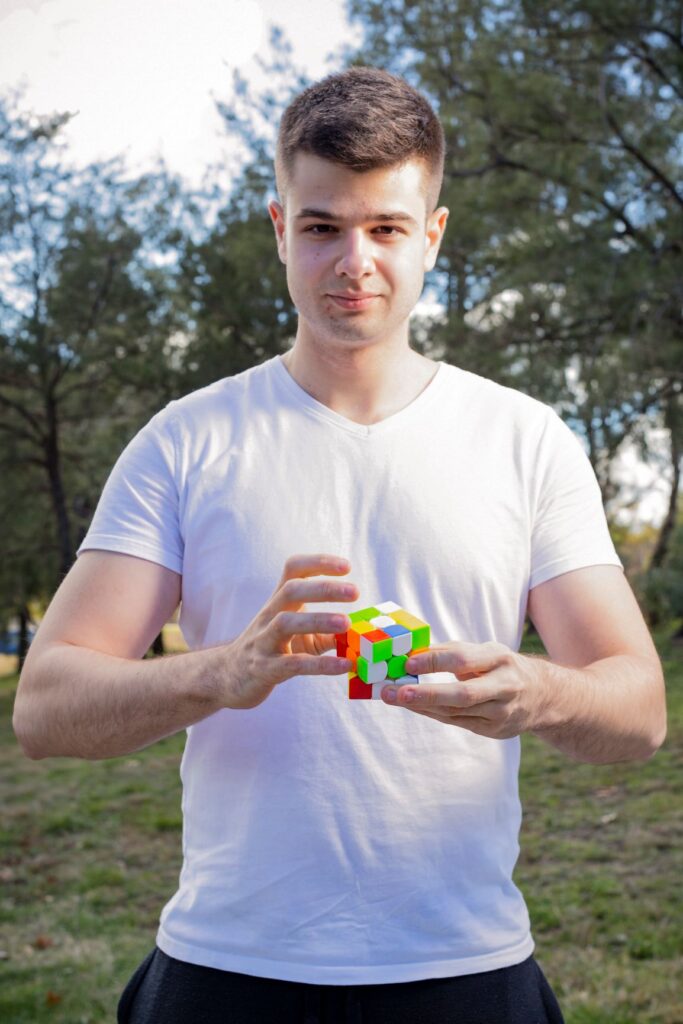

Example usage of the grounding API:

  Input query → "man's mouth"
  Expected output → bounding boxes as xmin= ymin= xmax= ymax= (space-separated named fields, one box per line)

xmin=326 ymin=293 xmax=379 ymax=310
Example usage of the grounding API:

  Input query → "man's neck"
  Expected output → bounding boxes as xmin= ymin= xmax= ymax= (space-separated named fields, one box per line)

xmin=281 ymin=333 xmax=438 ymax=426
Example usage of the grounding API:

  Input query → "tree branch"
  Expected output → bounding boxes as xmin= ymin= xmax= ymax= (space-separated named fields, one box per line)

xmin=599 ymin=67 xmax=683 ymax=211
xmin=625 ymin=40 xmax=683 ymax=103
xmin=634 ymin=23 xmax=683 ymax=51
xmin=492 ymin=150 xmax=657 ymax=252
xmin=0 ymin=392 xmax=45 ymax=439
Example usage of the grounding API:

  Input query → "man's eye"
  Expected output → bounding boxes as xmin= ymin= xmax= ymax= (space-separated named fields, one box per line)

xmin=306 ymin=224 xmax=336 ymax=234
xmin=373 ymin=226 xmax=400 ymax=236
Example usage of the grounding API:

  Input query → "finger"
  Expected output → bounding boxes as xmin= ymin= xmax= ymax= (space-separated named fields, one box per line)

xmin=278 ymin=554 xmax=352 ymax=587
xmin=406 ymin=642 xmax=512 ymax=678
xmin=404 ymin=643 xmax=510 ymax=677
xmin=382 ymin=680 xmax=503 ymax=709
xmin=290 ymin=632 xmax=338 ymax=656
xmin=270 ymin=610 xmax=351 ymax=642
xmin=271 ymin=576 xmax=359 ymax=613
xmin=281 ymin=653 xmax=353 ymax=678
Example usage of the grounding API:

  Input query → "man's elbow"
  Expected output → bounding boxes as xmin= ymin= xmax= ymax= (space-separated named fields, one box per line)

xmin=12 ymin=701 xmax=48 ymax=760
xmin=637 ymin=716 xmax=667 ymax=762
xmin=628 ymin=686 xmax=667 ymax=764
xmin=12 ymin=672 xmax=60 ymax=760
xmin=13 ymin=699 xmax=93 ymax=761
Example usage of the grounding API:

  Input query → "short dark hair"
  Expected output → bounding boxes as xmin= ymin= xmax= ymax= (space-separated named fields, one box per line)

xmin=275 ymin=66 xmax=445 ymax=211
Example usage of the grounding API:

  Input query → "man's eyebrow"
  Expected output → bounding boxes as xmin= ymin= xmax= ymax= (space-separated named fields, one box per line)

xmin=295 ymin=207 xmax=419 ymax=226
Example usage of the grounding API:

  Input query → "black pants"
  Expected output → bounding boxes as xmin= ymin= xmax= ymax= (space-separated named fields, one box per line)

xmin=118 ymin=947 xmax=565 ymax=1024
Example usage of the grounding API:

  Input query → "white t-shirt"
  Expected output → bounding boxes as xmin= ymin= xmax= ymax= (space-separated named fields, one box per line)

xmin=79 ymin=355 xmax=621 ymax=984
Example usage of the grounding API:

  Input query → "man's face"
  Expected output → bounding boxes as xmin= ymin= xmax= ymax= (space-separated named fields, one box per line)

xmin=269 ymin=154 xmax=448 ymax=351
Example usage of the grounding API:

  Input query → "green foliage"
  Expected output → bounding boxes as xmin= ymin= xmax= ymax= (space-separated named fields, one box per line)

xmin=174 ymin=27 xmax=312 ymax=386
xmin=348 ymin=0 xmax=683 ymax=505
xmin=2 ymin=10 xmax=681 ymax=616
xmin=0 ymin=73 xmax=302 ymax=616
xmin=0 ymin=95 xmax=185 ymax=599
xmin=639 ymin=510 xmax=683 ymax=627
xmin=177 ymin=195 xmax=296 ymax=387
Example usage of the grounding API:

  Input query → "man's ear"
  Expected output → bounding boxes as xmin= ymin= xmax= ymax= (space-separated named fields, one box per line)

xmin=424 ymin=206 xmax=449 ymax=272
xmin=268 ymin=200 xmax=287 ymax=264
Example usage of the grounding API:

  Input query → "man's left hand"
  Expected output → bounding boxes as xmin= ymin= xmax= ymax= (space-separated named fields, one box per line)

xmin=381 ymin=641 xmax=548 ymax=739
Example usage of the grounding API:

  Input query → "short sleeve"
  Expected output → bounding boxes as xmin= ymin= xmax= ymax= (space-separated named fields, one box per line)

xmin=77 ymin=407 xmax=183 ymax=574
xmin=529 ymin=411 xmax=622 ymax=590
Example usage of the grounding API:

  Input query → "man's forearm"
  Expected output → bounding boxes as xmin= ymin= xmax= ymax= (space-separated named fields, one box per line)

xmin=14 ymin=554 xmax=357 ymax=762
xmin=392 ymin=641 xmax=666 ymax=764
xmin=530 ymin=653 xmax=666 ymax=763
xmin=13 ymin=642 xmax=228 ymax=761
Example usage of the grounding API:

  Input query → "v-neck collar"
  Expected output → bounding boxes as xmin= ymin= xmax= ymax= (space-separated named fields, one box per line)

xmin=272 ymin=354 xmax=446 ymax=439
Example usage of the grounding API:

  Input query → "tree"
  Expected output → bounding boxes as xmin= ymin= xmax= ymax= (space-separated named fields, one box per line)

xmin=173 ymin=29 xmax=309 ymax=386
xmin=348 ymin=0 xmax=682 ymax=542
xmin=0 ymin=442 xmax=57 ymax=668
xmin=640 ymin=499 xmax=683 ymax=630
xmin=177 ymin=194 xmax=297 ymax=386
xmin=0 ymin=96 xmax=185 ymax=592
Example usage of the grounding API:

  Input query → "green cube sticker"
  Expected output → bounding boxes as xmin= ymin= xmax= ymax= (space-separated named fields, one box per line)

xmin=371 ymin=636 xmax=393 ymax=662
xmin=350 ymin=607 xmax=380 ymax=623
xmin=387 ymin=655 xmax=407 ymax=679
xmin=410 ymin=624 xmax=430 ymax=650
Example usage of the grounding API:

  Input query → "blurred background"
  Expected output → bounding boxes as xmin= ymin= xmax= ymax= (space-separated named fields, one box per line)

xmin=0 ymin=4 xmax=682 ymax=1021
xmin=1 ymin=0 xmax=681 ymax=665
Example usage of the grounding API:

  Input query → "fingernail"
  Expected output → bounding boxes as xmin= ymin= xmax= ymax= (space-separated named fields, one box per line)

xmin=332 ymin=615 xmax=348 ymax=629
xmin=403 ymin=689 xmax=418 ymax=703
xmin=383 ymin=686 xmax=397 ymax=703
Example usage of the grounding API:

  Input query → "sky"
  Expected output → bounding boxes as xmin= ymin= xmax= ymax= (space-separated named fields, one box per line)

xmin=0 ymin=0 xmax=360 ymax=184
xmin=0 ymin=0 xmax=672 ymax=526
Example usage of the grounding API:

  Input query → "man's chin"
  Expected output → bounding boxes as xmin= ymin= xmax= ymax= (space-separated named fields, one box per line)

xmin=322 ymin=319 xmax=386 ymax=344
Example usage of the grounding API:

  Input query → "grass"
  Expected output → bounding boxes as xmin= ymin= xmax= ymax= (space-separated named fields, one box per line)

xmin=1 ymin=635 xmax=681 ymax=1023
xmin=0 ymin=683 xmax=186 ymax=1024
xmin=515 ymin=632 xmax=683 ymax=1024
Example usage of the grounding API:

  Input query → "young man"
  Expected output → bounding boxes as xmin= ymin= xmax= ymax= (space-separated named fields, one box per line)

xmin=14 ymin=67 xmax=665 ymax=1023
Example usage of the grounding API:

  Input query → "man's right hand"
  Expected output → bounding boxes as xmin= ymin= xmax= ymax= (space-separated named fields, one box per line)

xmin=13 ymin=550 xmax=359 ymax=760
xmin=222 ymin=554 xmax=358 ymax=708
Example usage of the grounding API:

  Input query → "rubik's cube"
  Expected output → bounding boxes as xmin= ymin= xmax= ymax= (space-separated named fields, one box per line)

xmin=336 ymin=601 xmax=430 ymax=700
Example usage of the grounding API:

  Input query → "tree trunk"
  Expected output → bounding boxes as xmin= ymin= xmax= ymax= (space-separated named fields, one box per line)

xmin=44 ymin=393 xmax=73 ymax=577
xmin=649 ymin=401 xmax=681 ymax=572
xmin=17 ymin=604 xmax=30 ymax=671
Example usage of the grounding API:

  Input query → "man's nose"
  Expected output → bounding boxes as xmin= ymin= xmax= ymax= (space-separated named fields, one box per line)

xmin=335 ymin=229 xmax=374 ymax=278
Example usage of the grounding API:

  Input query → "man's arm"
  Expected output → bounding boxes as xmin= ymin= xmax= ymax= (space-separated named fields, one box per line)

xmin=380 ymin=566 xmax=666 ymax=764
xmin=13 ymin=550 xmax=356 ymax=761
